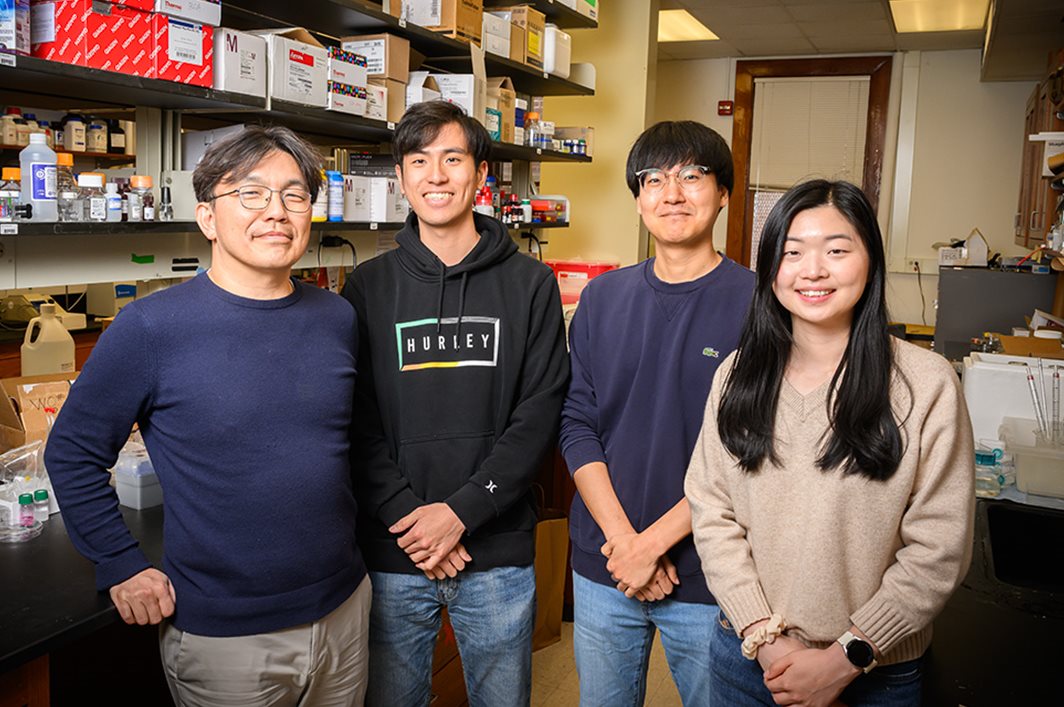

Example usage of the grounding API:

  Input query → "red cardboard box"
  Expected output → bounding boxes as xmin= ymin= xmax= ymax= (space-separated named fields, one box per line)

xmin=152 ymin=13 xmax=213 ymax=87
xmin=113 ymin=0 xmax=154 ymax=10
xmin=30 ymin=0 xmax=154 ymax=77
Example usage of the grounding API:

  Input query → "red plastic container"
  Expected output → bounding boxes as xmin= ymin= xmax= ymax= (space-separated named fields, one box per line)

xmin=545 ymin=259 xmax=619 ymax=305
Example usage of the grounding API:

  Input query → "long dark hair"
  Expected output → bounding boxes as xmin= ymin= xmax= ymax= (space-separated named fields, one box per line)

xmin=718 ymin=180 xmax=905 ymax=481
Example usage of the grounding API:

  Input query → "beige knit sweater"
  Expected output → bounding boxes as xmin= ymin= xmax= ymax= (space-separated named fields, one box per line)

xmin=686 ymin=340 xmax=975 ymax=665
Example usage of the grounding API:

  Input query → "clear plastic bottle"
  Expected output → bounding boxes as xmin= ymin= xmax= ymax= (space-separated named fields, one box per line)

xmin=33 ymin=489 xmax=49 ymax=522
xmin=974 ymin=450 xmax=1002 ymax=498
xmin=56 ymin=152 xmax=80 ymax=222
xmin=78 ymin=172 xmax=107 ymax=222
xmin=128 ymin=175 xmax=155 ymax=222
xmin=0 ymin=168 xmax=21 ymax=222
xmin=105 ymin=182 xmax=122 ymax=222
xmin=326 ymin=170 xmax=344 ymax=222
xmin=524 ymin=111 xmax=541 ymax=148
xmin=19 ymin=133 xmax=58 ymax=222
xmin=158 ymin=186 xmax=174 ymax=221
xmin=18 ymin=494 xmax=35 ymax=528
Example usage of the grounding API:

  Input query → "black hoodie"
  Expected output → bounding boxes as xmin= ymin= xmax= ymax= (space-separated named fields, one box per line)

xmin=342 ymin=212 xmax=570 ymax=572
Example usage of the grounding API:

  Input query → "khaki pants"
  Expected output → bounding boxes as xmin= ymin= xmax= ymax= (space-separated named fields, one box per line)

xmin=160 ymin=576 xmax=371 ymax=707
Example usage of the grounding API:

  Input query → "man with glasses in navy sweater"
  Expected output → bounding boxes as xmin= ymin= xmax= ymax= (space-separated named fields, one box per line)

xmin=560 ymin=121 xmax=754 ymax=706
xmin=45 ymin=126 xmax=370 ymax=706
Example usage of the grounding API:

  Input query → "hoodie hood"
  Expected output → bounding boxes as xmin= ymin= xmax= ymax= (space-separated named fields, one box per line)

xmin=393 ymin=212 xmax=519 ymax=333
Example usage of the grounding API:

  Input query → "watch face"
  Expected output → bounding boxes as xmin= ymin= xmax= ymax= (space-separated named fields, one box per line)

xmin=845 ymin=638 xmax=875 ymax=668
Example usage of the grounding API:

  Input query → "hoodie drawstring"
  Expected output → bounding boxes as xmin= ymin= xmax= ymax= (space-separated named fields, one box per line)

xmin=455 ymin=271 xmax=468 ymax=340
xmin=435 ymin=265 xmax=446 ymax=334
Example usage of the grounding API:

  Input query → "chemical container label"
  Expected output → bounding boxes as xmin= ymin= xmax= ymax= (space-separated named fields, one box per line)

xmin=89 ymin=196 xmax=107 ymax=220
xmin=167 ymin=18 xmax=204 ymax=65
xmin=30 ymin=163 xmax=56 ymax=200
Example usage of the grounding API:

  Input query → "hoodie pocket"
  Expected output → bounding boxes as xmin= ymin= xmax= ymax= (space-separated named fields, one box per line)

xmin=398 ymin=431 xmax=494 ymax=502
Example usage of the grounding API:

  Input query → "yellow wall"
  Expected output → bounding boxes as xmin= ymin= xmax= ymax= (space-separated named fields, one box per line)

xmin=539 ymin=2 xmax=659 ymax=265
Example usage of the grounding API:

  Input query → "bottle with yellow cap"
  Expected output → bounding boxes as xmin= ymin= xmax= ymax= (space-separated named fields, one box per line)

xmin=0 ymin=168 xmax=21 ymax=222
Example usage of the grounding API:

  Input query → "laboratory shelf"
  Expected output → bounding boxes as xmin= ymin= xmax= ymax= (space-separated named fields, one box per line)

xmin=484 ymin=0 xmax=597 ymax=30
xmin=1 ymin=221 xmax=407 ymax=236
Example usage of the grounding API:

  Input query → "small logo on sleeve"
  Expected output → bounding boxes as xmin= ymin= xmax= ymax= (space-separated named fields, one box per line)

xmin=485 ymin=480 xmax=498 ymax=493
xmin=702 ymin=347 xmax=720 ymax=358
xmin=395 ymin=317 xmax=500 ymax=371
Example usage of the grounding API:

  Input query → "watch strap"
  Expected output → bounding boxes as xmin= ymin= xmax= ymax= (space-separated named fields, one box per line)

xmin=836 ymin=631 xmax=878 ymax=673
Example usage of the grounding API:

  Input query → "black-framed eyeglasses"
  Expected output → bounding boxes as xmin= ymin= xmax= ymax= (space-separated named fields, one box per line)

xmin=208 ymin=185 xmax=313 ymax=213
xmin=635 ymin=165 xmax=712 ymax=194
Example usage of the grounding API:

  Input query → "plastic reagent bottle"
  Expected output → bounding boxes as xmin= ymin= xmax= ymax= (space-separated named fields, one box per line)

xmin=105 ymin=182 xmax=122 ymax=222
xmin=19 ymin=133 xmax=58 ymax=222
xmin=128 ymin=175 xmax=155 ymax=221
xmin=18 ymin=494 xmax=34 ymax=528
xmin=0 ymin=168 xmax=21 ymax=222
xmin=524 ymin=111 xmax=541 ymax=148
xmin=33 ymin=489 xmax=49 ymax=522
xmin=56 ymin=152 xmax=80 ymax=222
xmin=78 ymin=172 xmax=107 ymax=222
xmin=326 ymin=170 xmax=344 ymax=222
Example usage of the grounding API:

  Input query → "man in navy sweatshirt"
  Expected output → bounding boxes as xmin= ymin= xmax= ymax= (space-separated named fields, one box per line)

xmin=559 ymin=121 xmax=755 ymax=706
xmin=44 ymin=126 xmax=370 ymax=706
xmin=341 ymin=101 xmax=568 ymax=707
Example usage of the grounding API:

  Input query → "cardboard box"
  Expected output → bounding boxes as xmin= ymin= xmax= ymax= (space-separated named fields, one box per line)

xmin=508 ymin=23 xmax=524 ymax=63
xmin=341 ymin=33 xmax=409 ymax=83
xmin=485 ymin=106 xmax=501 ymax=141
xmin=481 ymin=9 xmax=509 ymax=42
xmin=492 ymin=6 xmax=544 ymax=67
xmin=153 ymin=14 xmax=213 ymax=87
xmin=343 ymin=174 xmax=371 ymax=221
xmin=212 ymin=27 xmax=266 ymax=97
xmin=368 ymin=176 xmax=408 ymax=223
xmin=430 ymin=44 xmax=486 ymax=125
xmin=328 ymin=45 xmax=367 ymax=87
xmin=405 ymin=0 xmax=482 ymax=44
xmin=254 ymin=27 xmax=328 ymax=108
xmin=543 ymin=24 xmax=570 ymax=78
xmin=483 ymin=32 xmax=508 ymax=58
xmin=365 ymin=81 xmax=387 ymax=121
xmin=557 ymin=0 xmax=596 ymax=21
xmin=368 ymin=77 xmax=406 ymax=123
xmin=153 ymin=0 xmax=220 ymax=26
xmin=113 ymin=0 xmax=155 ymax=11
xmin=406 ymin=71 xmax=442 ymax=108
xmin=0 ymin=373 xmax=77 ymax=452
xmin=487 ymin=76 xmax=515 ymax=143
xmin=31 ymin=0 xmax=155 ymax=77
xmin=327 ymin=80 xmax=367 ymax=116
xmin=1 ymin=0 xmax=31 ymax=55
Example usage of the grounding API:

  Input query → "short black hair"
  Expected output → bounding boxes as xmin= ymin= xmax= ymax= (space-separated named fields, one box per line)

xmin=392 ymin=100 xmax=492 ymax=167
xmin=625 ymin=121 xmax=733 ymax=198
xmin=192 ymin=125 xmax=324 ymax=203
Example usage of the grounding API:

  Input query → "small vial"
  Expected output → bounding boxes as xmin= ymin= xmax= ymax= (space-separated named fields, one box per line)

xmin=18 ymin=493 xmax=34 ymax=527
xmin=105 ymin=182 xmax=122 ymax=222
xmin=158 ymin=186 xmax=174 ymax=221
xmin=33 ymin=489 xmax=49 ymax=522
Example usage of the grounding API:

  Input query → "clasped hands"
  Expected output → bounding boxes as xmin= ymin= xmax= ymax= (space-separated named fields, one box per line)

xmin=749 ymin=623 xmax=857 ymax=707
xmin=390 ymin=502 xmax=471 ymax=580
xmin=600 ymin=531 xmax=678 ymax=602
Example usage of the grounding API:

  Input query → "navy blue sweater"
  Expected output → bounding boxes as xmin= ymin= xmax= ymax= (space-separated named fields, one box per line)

xmin=44 ymin=274 xmax=366 ymax=636
xmin=560 ymin=257 xmax=754 ymax=603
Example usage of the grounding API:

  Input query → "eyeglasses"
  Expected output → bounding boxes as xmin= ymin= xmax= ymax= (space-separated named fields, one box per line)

xmin=635 ymin=165 xmax=712 ymax=194
xmin=208 ymin=185 xmax=313 ymax=213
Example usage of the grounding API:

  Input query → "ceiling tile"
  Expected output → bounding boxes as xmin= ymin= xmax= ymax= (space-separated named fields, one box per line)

xmin=786 ymin=2 xmax=888 ymax=22
xmin=715 ymin=22 xmax=807 ymax=39
xmin=809 ymin=35 xmax=897 ymax=52
xmin=731 ymin=37 xmax=820 ymax=55
xmin=798 ymin=19 xmax=894 ymax=38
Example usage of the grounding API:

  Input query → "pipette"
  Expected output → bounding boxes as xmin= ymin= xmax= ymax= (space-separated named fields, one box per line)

xmin=1026 ymin=365 xmax=1049 ymax=438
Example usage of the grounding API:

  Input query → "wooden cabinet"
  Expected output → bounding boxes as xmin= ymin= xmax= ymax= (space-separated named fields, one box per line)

xmin=1015 ymin=50 xmax=1064 ymax=250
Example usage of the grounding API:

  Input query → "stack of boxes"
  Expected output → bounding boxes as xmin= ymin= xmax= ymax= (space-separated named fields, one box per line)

xmin=327 ymin=47 xmax=368 ymax=116
xmin=254 ymin=28 xmax=328 ymax=108
xmin=342 ymin=33 xmax=410 ymax=124
xmin=28 ymin=0 xmax=219 ymax=85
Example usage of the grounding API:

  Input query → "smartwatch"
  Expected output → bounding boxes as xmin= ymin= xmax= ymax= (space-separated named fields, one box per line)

xmin=837 ymin=631 xmax=877 ymax=673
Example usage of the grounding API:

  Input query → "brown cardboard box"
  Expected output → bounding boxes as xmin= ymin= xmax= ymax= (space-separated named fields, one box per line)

xmin=495 ymin=5 xmax=545 ymax=68
xmin=509 ymin=23 xmax=525 ymax=63
xmin=0 ymin=373 xmax=78 ymax=451
xmin=369 ymin=77 xmax=408 ymax=123
xmin=487 ymin=76 xmax=516 ymax=143
xmin=404 ymin=0 xmax=483 ymax=44
xmin=341 ymin=33 xmax=411 ymax=83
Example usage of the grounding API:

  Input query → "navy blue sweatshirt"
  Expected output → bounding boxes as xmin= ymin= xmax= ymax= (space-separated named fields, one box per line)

xmin=342 ymin=212 xmax=569 ymax=573
xmin=44 ymin=274 xmax=366 ymax=636
xmin=560 ymin=257 xmax=754 ymax=603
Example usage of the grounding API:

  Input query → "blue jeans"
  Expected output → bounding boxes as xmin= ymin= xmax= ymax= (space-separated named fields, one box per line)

xmin=366 ymin=566 xmax=534 ymax=707
xmin=710 ymin=613 xmax=923 ymax=706
xmin=573 ymin=571 xmax=717 ymax=707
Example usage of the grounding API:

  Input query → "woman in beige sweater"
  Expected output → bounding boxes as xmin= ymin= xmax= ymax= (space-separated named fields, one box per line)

xmin=685 ymin=180 xmax=974 ymax=707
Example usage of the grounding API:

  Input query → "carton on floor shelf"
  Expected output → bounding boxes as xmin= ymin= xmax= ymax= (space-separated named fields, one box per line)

xmin=341 ymin=33 xmax=410 ymax=83
xmin=0 ymin=373 xmax=78 ymax=452
xmin=253 ymin=27 xmax=328 ymax=108
xmin=213 ymin=28 xmax=267 ymax=97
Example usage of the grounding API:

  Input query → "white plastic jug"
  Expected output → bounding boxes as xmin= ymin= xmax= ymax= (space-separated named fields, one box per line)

xmin=21 ymin=304 xmax=75 ymax=376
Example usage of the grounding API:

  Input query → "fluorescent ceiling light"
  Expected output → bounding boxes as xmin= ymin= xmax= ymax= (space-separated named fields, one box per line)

xmin=889 ymin=0 xmax=989 ymax=33
xmin=658 ymin=9 xmax=718 ymax=42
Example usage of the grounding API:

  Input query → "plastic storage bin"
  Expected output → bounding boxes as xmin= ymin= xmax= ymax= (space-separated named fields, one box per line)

xmin=115 ymin=469 xmax=163 ymax=509
xmin=999 ymin=416 xmax=1064 ymax=499
xmin=546 ymin=260 xmax=618 ymax=305
xmin=544 ymin=25 xmax=571 ymax=79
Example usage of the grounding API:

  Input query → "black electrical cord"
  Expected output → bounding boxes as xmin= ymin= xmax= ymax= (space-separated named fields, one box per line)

xmin=914 ymin=261 xmax=927 ymax=326
xmin=320 ymin=235 xmax=358 ymax=274
xmin=522 ymin=231 xmax=544 ymax=261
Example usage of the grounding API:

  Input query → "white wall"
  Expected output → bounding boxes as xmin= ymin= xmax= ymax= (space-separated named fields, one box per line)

xmin=653 ymin=49 xmax=1036 ymax=325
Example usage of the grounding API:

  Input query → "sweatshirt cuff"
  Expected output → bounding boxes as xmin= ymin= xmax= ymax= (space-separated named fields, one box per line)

xmin=95 ymin=547 xmax=153 ymax=592
xmin=562 ymin=438 xmax=606 ymax=476
xmin=851 ymin=597 xmax=913 ymax=656
xmin=718 ymin=584 xmax=773 ymax=637
xmin=378 ymin=488 xmax=425 ymax=529
xmin=447 ymin=482 xmax=498 ymax=535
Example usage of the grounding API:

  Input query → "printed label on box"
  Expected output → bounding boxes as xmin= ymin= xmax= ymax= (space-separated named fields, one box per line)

xmin=288 ymin=50 xmax=316 ymax=97
xmin=167 ymin=18 xmax=202 ymax=65
xmin=407 ymin=0 xmax=443 ymax=27
xmin=29 ymin=2 xmax=56 ymax=45
xmin=345 ymin=39 xmax=384 ymax=75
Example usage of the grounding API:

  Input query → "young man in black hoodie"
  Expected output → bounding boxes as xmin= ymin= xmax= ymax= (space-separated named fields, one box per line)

xmin=342 ymin=100 xmax=569 ymax=707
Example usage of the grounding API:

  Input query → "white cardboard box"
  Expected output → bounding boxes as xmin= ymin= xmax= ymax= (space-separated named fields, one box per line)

xmin=369 ymin=177 xmax=408 ymax=223
xmin=366 ymin=82 xmax=388 ymax=120
xmin=254 ymin=28 xmax=328 ymax=108
xmin=154 ymin=0 xmax=222 ymax=27
xmin=482 ymin=11 xmax=509 ymax=41
xmin=212 ymin=28 xmax=266 ymax=97
xmin=343 ymin=174 xmax=371 ymax=221
xmin=483 ymin=32 xmax=508 ymax=58
xmin=406 ymin=71 xmax=442 ymax=107
xmin=328 ymin=82 xmax=367 ymax=115
xmin=429 ymin=43 xmax=487 ymax=125
xmin=328 ymin=46 xmax=368 ymax=87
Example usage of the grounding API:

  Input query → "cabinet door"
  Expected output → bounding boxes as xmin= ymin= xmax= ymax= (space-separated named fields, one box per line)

xmin=1017 ymin=86 xmax=1039 ymax=247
